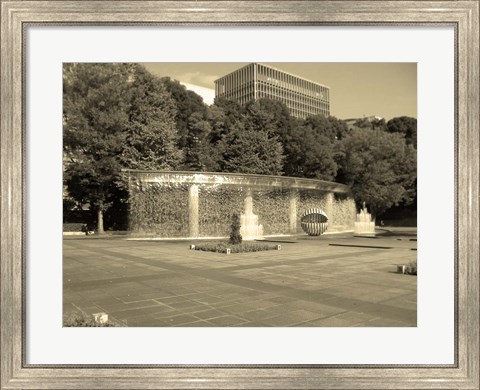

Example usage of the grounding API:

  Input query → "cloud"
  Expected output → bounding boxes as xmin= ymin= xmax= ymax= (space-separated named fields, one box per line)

xmin=180 ymin=82 xmax=215 ymax=105
xmin=177 ymin=72 xmax=218 ymax=88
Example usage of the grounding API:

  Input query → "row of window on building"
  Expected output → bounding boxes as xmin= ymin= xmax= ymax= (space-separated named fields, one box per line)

xmin=214 ymin=63 xmax=331 ymax=119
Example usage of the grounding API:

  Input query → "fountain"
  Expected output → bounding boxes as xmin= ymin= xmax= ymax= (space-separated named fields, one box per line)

xmin=354 ymin=202 xmax=376 ymax=236
xmin=126 ymin=170 xmax=356 ymax=238
xmin=240 ymin=191 xmax=264 ymax=240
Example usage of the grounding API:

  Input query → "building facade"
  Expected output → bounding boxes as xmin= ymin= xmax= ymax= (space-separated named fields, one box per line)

xmin=214 ymin=63 xmax=330 ymax=119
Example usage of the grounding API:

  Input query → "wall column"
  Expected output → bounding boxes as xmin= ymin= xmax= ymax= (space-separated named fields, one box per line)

xmin=188 ymin=184 xmax=199 ymax=237
xmin=325 ymin=192 xmax=334 ymax=227
xmin=289 ymin=190 xmax=298 ymax=234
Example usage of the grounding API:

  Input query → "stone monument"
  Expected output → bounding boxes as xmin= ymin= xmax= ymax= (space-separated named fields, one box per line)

xmin=300 ymin=208 xmax=329 ymax=236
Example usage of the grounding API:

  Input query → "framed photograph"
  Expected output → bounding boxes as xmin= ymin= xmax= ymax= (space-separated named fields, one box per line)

xmin=1 ymin=1 xmax=478 ymax=389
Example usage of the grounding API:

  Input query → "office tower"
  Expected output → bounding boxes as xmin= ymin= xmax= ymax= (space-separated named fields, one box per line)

xmin=214 ymin=63 xmax=330 ymax=119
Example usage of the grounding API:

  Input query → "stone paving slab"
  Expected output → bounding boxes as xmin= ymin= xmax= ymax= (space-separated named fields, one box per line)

xmin=63 ymin=233 xmax=417 ymax=327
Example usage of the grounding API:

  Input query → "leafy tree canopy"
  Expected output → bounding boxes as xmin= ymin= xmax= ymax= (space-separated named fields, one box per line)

xmin=386 ymin=116 xmax=417 ymax=147
xmin=122 ymin=66 xmax=183 ymax=170
xmin=303 ymin=115 xmax=349 ymax=142
xmin=352 ymin=117 xmax=386 ymax=131
xmin=245 ymin=98 xmax=294 ymax=138
xmin=219 ymin=121 xmax=285 ymax=175
xmin=181 ymin=111 xmax=221 ymax=171
xmin=283 ymin=127 xmax=338 ymax=180
xmin=336 ymin=128 xmax=416 ymax=216
xmin=63 ymin=63 xmax=183 ymax=232
xmin=63 ymin=63 xmax=132 ymax=231
xmin=160 ymin=77 xmax=208 ymax=148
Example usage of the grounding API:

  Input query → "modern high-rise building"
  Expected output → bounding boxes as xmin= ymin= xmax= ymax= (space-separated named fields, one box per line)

xmin=214 ymin=63 xmax=330 ymax=119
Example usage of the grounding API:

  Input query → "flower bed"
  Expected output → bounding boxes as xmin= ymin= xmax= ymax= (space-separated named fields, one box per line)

xmin=193 ymin=241 xmax=278 ymax=254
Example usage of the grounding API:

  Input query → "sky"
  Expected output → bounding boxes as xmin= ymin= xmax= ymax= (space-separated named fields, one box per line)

xmin=143 ymin=63 xmax=416 ymax=121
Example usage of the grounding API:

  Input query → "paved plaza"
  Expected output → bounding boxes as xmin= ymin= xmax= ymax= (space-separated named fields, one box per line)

xmin=63 ymin=231 xmax=417 ymax=327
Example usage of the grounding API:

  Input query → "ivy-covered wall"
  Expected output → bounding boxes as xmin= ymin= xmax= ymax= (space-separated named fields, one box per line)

xmin=129 ymin=183 xmax=189 ymax=236
xmin=331 ymin=196 xmax=357 ymax=231
xmin=298 ymin=190 xmax=329 ymax=213
xmin=198 ymin=187 xmax=245 ymax=237
xmin=128 ymin=178 xmax=356 ymax=237
xmin=253 ymin=190 xmax=290 ymax=235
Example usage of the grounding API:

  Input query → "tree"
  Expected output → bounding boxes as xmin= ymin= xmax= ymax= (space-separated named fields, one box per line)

xmin=63 ymin=64 xmax=183 ymax=233
xmin=182 ymin=111 xmax=221 ymax=171
xmin=122 ymin=66 xmax=183 ymax=170
xmin=160 ymin=77 xmax=208 ymax=148
xmin=386 ymin=116 xmax=417 ymax=147
xmin=196 ymin=98 xmax=249 ymax=172
xmin=371 ymin=117 xmax=386 ymax=131
xmin=336 ymin=128 xmax=416 ymax=217
xmin=278 ymin=114 xmax=343 ymax=180
xmin=212 ymin=96 xmax=244 ymax=130
xmin=206 ymin=104 xmax=230 ymax=145
xmin=159 ymin=79 xmax=226 ymax=170
xmin=303 ymin=115 xmax=349 ymax=142
xmin=245 ymin=98 xmax=293 ymax=138
xmin=219 ymin=122 xmax=285 ymax=175
xmin=353 ymin=118 xmax=372 ymax=129
xmin=63 ymin=63 xmax=132 ymax=234
xmin=283 ymin=127 xmax=338 ymax=180
xmin=64 ymin=158 xmax=122 ymax=234
xmin=352 ymin=117 xmax=386 ymax=131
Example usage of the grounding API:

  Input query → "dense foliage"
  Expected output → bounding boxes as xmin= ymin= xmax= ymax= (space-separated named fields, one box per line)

xmin=386 ymin=116 xmax=417 ymax=147
xmin=253 ymin=190 xmax=290 ymax=235
xmin=63 ymin=64 xmax=183 ymax=232
xmin=336 ymin=128 xmax=417 ymax=217
xmin=198 ymin=188 xmax=244 ymax=236
xmin=129 ymin=184 xmax=189 ymax=236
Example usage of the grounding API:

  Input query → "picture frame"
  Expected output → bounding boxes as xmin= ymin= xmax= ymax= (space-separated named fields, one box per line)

xmin=1 ymin=0 xmax=478 ymax=388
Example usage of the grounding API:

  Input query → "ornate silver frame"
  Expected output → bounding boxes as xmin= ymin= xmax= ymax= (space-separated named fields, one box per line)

xmin=1 ymin=1 xmax=478 ymax=389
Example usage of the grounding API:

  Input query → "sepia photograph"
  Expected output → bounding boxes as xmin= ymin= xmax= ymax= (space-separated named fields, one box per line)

xmin=0 ymin=0 xmax=480 ymax=390
xmin=2 ymin=0 xmax=476 ymax=387
xmin=62 ymin=62 xmax=417 ymax=328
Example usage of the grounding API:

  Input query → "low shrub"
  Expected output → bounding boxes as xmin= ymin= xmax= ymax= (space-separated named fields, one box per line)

xmin=397 ymin=260 xmax=417 ymax=276
xmin=407 ymin=260 xmax=417 ymax=275
xmin=63 ymin=310 xmax=124 ymax=327
xmin=63 ymin=223 xmax=86 ymax=232
xmin=229 ymin=213 xmax=242 ymax=244
xmin=194 ymin=241 xmax=277 ymax=254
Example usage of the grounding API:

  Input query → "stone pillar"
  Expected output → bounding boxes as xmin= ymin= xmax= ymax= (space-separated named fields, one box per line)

xmin=188 ymin=184 xmax=199 ymax=237
xmin=289 ymin=190 xmax=298 ymax=234
xmin=325 ymin=192 xmax=334 ymax=227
